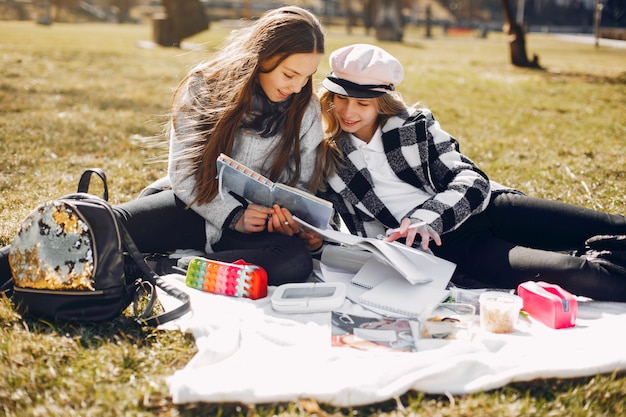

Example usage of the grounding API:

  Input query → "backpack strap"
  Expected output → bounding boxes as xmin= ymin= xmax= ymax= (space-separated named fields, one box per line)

xmin=0 ymin=245 xmax=13 ymax=297
xmin=116 ymin=220 xmax=192 ymax=327
xmin=77 ymin=168 xmax=109 ymax=201
xmin=0 ymin=277 xmax=12 ymax=298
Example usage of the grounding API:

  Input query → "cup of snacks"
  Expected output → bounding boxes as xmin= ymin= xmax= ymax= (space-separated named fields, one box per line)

xmin=420 ymin=303 xmax=476 ymax=340
xmin=479 ymin=291 xmax=523 ymax=334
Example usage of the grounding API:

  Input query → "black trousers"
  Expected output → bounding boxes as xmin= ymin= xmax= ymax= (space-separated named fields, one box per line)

xmin=112 ymin=190 xmax=313 ymax=286
xmin=432 ymin=192 xmax=626 ymax=301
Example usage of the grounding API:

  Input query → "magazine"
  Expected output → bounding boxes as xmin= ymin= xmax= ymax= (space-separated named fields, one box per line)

xmin=216 ymin=153 xmax=334 ymax=229
xmin=330 ymin=311 xmax=419 ymax=352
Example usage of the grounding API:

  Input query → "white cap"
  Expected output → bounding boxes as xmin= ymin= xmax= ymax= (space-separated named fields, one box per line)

xmin=322 ymin=43 xmax=404 ymax=98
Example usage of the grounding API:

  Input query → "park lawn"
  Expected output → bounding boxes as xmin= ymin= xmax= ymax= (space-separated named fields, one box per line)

xmin=1 ymin=20 xmax=625 ymax=416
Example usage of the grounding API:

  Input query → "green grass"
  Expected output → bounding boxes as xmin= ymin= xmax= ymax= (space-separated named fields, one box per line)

xmin=1 ymin=20 xmax=626 ymax=416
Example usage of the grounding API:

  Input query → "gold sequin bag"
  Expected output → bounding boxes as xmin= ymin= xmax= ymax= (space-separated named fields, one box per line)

xmin=8 ymin=169 xmax=191 ymax=324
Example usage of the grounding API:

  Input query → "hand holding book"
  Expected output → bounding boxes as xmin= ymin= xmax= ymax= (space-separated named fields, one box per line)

xmin=236 ymin=203 xmax=274 ymax=234
xmin=216 ymin=153 xmax=333 ymax=230
xmin=266 ymin=204 xmax=305 ymax=238
xmin=235 ymin=203 xmax=305 ymax=239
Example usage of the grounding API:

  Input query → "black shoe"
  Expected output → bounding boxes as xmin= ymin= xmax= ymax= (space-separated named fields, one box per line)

xmin=580 ymin=235 xmax=626 ymax=277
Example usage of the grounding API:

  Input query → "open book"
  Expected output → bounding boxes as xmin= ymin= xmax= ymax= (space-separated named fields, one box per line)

xmin=294 ymin=216 xmax=457 ymax=285
xmin=216 ymin=153 xmax=333 ymax=229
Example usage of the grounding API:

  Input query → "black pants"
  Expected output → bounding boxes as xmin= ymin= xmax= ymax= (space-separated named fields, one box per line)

xmin=112 ymin=190 xmax=313 ymax=286
xmin=432 ymin=192 xmax=626 ymax=301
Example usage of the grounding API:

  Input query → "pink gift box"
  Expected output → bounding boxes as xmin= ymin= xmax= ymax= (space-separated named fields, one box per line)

xmin=517 ymin=281 xmax=577 ymax=329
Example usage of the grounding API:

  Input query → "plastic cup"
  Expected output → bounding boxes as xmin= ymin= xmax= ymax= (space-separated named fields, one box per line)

xmin=479 ymin=291 xmax=523 ymax=334
xmin=420 ymin=303 xmax=476 ymax=340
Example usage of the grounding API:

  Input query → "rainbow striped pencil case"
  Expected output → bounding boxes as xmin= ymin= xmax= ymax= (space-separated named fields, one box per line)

xmin=185 ymin=257 xmax=268 ymax=300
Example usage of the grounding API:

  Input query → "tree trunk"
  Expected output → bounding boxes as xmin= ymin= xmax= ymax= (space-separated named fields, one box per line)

xmin=372 ymin=0 xmax=404 ymax=42
xmin=156 ymin=0 xmax=208 ymax=47
xmin=498 ymin=0 xmax=541 ymax=68
xmin=345 ymin=0 xmax=355 ymax=35
xmin=112 ymin=0 xmax=132 ymax=23
xmin=363 ymin=0 xmax=374 ymax=36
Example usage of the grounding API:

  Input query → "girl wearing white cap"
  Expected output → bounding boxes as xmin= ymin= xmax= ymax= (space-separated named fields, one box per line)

xmin=314 ymin=43 xmax=626 ymax=301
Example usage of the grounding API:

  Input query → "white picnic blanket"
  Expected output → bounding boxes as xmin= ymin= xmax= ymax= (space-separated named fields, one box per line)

xmin=161 ymin=274 xmax=626 ymax=407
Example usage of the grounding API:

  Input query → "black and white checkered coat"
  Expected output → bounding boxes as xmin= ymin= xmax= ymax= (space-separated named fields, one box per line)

xmin=320 ymin=107 xmax=491 ymax=239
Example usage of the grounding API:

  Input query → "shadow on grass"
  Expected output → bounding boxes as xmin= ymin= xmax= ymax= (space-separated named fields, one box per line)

xmin=543 ymin=68 xmax=626 ymax=85
xmin=159 ymin=370 xmax=626 ymax=417
xmin=0 ymin=295 xmax=170 ymax=349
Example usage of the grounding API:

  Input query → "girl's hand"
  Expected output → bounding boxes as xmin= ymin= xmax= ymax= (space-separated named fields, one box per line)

xmin=267 ymin=205 xmax=300 ymax=236
xmin=235 ymin=204 xmax=273 ymax=233
xmin=299 ymin=230 xmax=323 ymax=251
xmin=384 ymin=218 xmax=441 ymax=251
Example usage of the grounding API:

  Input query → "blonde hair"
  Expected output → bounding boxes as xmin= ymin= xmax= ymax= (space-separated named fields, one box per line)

xmin=170 ymin=6 xmax=324 ymax=205
xmin=310 ymin=89 xmax=408 ymax=191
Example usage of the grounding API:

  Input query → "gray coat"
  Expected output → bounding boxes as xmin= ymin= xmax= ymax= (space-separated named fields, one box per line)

xmin=146 ymin=88 xmax=323 ymax=253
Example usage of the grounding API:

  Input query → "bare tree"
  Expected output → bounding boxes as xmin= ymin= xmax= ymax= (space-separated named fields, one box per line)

xmin=498 ymin=0 xmax=541 ymax=68
xmin=155 ymin=0 xmax=208 ymax=47
xmin=355 ymin=0 xmax=403 ymax=41
xmin=373 ymin=0 xmax=404 ymax=41
xmin=35 ymin=0 xmax=81 ymax=23
xmin=363 ymin=0 xmax=375 ymax=35
xmin=110 ymin=0 xmax=134 ymax=23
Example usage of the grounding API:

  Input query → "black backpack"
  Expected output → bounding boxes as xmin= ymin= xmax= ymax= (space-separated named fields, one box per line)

xmin=5 ymin=168 xmax=190 ymax=326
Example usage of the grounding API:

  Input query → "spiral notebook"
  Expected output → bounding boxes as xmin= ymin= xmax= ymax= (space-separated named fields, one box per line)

xmin=350 ymin=257 xmax=391 ymax=290
xmin=351 ymin=257 xmax=450 ymax=318
xmin=357 ymin=277 xmax=450 ymax=318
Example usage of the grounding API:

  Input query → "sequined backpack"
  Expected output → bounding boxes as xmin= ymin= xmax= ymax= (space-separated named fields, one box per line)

xmin=7 ymin=169 xmax=190 ymax=325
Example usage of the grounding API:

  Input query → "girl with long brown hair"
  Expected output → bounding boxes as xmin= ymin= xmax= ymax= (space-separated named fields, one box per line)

xmin=113 ymin=6 xmax=326 ymax=285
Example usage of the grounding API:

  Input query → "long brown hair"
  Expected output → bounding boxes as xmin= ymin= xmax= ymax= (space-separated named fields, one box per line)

xmin=169 ymin=6 xmax=325 ymax=205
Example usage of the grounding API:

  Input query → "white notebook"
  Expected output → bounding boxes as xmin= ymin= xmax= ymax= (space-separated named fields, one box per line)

xmin=357 ymin=276 xmax=450 ymax=318
xmin=350 ymin=257 xmax=391 ymax=289
xmin=351 ymin=257 xmax=451 ymax=318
